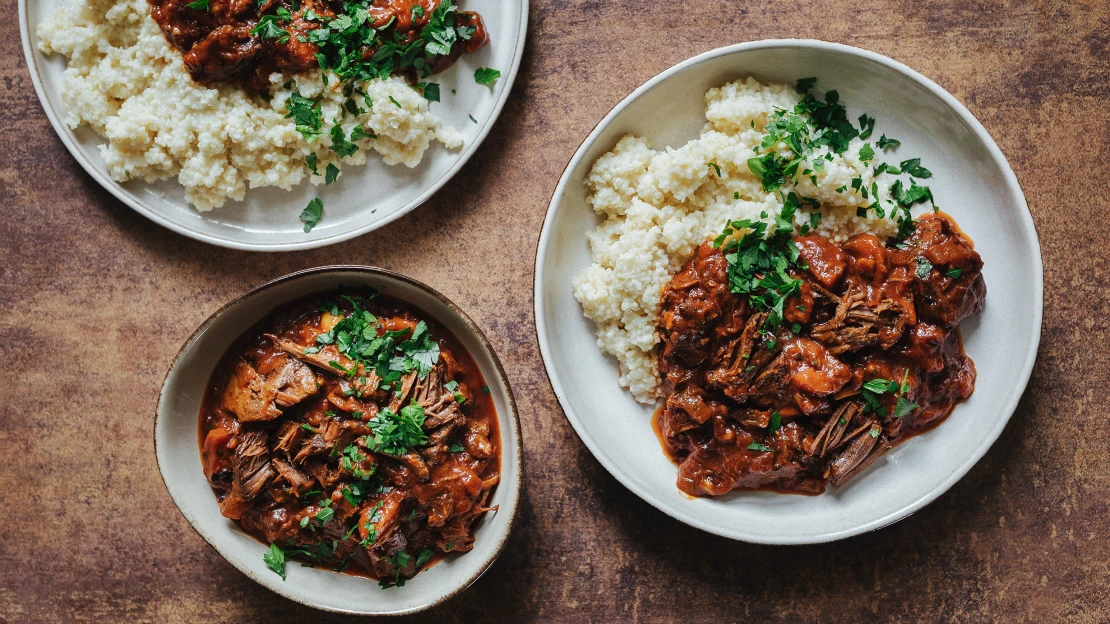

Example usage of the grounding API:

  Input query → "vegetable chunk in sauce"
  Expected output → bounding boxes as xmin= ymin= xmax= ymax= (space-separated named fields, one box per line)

xmin=200 ymin=290 xmax=500 ymax=586
xmin=656 ymin=214 xmax=984 ymax=497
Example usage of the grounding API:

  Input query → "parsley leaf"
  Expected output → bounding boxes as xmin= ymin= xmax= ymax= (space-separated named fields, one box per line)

xmin=717 ymin=193 xmax=804 ymax=333
xmin=708 ymin=161 xmax=722 ymax=177
xmin=397 ymin=321 xmax=440 ymax=376
xmin=250 ymin=15 xmax=290 ymax=44
xmin=859 ymin=143 xmax=875 ymax=162
xmin=768 ymin=410 xmax=782 ymax=434
xmin=916 ymin=257 xmax=933 ymax=278
xmin=747 ymin=442 xmax=773 ymax=452
xmin=185 ymin=0 xmax=209 ymax=10
xmin=898 ymin=158 xmax=933 ymax=179
xmin=894 ymin=396 xmax=919 ymax=419
xmin=474 ymin=67 xmax=501 ymax=85
xmin=329 ymin=123 xmax=358 ymax=158
xmin=324 ymin=163 xmax=340 ymax=185
xmin=418 ymin=81 xmax=440 ymax=102
xmin=449 ymin=442 xmax=465 ymax=453
xmin=945 ymin=268 xmax=962 ymax=279
xmin=264 ymin=543 xmax=287 ymax=580
xmin=284 ymin=92 xmax=323 ymax=142
xmin=877 ymin=134 xmax=901 ymax=149
xmin=796 ymin=77 xmax=818 ymax=93
xmin=366 ymin=404 xmax=428 ymax=455
xmin=299 ymin=198 xmax=323 ymax=232
xmin=305 ymin=152 xmax=319 ymax=175
xmin=415 ymin=548 xmax=434 ymax=568
xmin=858 ymin=113 xmax=875 ymax=140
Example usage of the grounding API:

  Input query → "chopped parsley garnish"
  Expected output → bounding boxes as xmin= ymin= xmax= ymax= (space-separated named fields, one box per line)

xmin=309 ymin=1 xmax=468 ymax=84
xmin=793 ymin=84 xmax=859 ymax=155
xmin=350 ymin=125 xmax=375 ymax=141
xmin=747 ymin=442 xmax=773 ymax=452
xmin=415 ymin=548 xmax=434 ymax=568
xmin=482 ymin=385 xmax=490 ymax=394
xmin=860 ymin=371 xmax=917 ymax=419
xmin=858 ymin=143 xmax=875 ymax=162
xmin=396 ymin=321 xmax=441 ymax=376
xmin=714 ymin=193 xmax=803 ymax=334
xmin=310 ymin=295 xmax=442 ymax=392
xmin=305 ymin=152 xmax=319 ymax=175
xmin=468 ymin=114 xmax=478 ymax=123
xmin=858 ymin=113 xmax=875 ymax=140
xmin=915 ymin=257 xmax=933 ymax=278
xmin=898 ymin=158 xmax=933 ymax=179
xmin=418 ymin=81 xmax=440 ymax=102
xmin=299 ymin=198 xmax=323 ymax=232
xmin=329 ymin=123 xmax=359 ymax=158
xmin=449 ymin=442 xmax=465 ymax=453
xmin=474 ymin=67 xmax=501 ymax=85
xmin=768 ymin=410 xmax=782 ymax=434
xmin=284 ymin=92 xmax=323 ymax=141
xmin=324 ymin=163 xmax=340 ymax=185
xmin=184 ymin=0 xmax=209 ymax=10
xmin=366 ymin=404 xmax=428 ymax=455
xmin=708 ymin=161 xmax=722 ymax=177
xmin=946 ymin=268 xmax=962 ymax=279
xmin=877 ymin=134 xmax=901 ymax=149
xmin=264 ymin=543 xmax=287 ymax=580
xmin=250 ymin=14 xmax=290 ymax=44
xmin=389 ymin=96 xmax=402 ymax=108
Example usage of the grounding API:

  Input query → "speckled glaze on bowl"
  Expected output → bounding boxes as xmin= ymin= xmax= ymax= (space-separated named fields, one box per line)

xmin=534 ymin=40 xmax=1041 ymax=544
xmin=155 ymin=267 xmax=522 ymax=615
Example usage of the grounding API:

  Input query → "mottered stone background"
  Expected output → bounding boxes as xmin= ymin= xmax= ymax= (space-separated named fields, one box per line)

xmin=1 ymin=0 xmax=1108 ymax=621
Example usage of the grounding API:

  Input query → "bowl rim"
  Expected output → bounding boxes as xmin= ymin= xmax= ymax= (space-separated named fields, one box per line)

xmin=19 ymin=0 xmax=529 ymax=252
xmin=154 ymin=265 xmax=524 ymax=614
xmin=533 ymin=38 xmax=1043 ymax=544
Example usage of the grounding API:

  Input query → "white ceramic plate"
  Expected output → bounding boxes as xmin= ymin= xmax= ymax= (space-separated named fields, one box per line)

xmin=19 ymin=0 xmax=526 ymax=251
xmin=534 ymin=40 xmax=1042 ymax=544
xmin=156 ymin=267 xmax=522 ymax=614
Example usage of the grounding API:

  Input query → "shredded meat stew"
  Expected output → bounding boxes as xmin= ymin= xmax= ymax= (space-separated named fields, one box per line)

xmin=200 ymin=290 xmax=500 ymax=585
xmin=149 ymin=0 xmax=488 ymax=90
xmin=655 ymin=214 xmax=985 ymax=496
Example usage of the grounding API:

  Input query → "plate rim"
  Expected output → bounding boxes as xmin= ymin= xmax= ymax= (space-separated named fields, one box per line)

xmin=19 ymin=0 xmax=529 ymax=252
xmin=154 ymin=265 xmax=524 ymax=614
xmin=532 ymin=38 xmax=1043 ymax=544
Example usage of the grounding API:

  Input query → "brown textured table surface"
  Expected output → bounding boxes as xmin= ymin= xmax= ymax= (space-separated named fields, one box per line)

xmin=2 ymin=0 xmax=1109 ymax=621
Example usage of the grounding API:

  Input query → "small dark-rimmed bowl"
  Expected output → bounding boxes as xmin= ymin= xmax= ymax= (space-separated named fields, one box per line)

xmin=155 ymin=266 xmax=523 ymax=615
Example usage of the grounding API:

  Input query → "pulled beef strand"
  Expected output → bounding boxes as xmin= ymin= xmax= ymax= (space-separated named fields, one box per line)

xmin=656 ymin=213 xmax=984 ymax=497
xmin=199 ymin=292 xmax=500 ymax=582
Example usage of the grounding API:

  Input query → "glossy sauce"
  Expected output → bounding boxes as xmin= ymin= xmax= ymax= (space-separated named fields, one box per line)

xmin=199 ymin=290 xmax=499 ymax=582
xmin=655 ymin=214 xmax=985 ymax=497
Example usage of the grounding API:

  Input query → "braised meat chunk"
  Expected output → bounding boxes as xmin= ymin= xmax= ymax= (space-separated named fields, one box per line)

xmin=655 ymin=214 xmax=983 ymax=497
xmin=200 ymin=290 xmax=500 ymax=586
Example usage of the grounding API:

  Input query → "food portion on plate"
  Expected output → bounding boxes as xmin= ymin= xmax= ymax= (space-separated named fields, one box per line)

xmin=574 ymin=77 xmax=985 ymax=496
xmin=37 ymin=0 xmax=501 ymax=224
xmin=200 ymin=289 xmax=500 ymax=587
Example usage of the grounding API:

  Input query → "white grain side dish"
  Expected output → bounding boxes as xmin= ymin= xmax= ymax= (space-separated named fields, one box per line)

xmin=574 ymin=77 xmax=915 ymax=403
xmin=37 ymin=0 xmax=463 ymax=211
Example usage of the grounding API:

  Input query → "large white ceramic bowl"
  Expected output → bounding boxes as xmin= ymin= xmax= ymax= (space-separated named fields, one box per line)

xmin=156 ymin=267 xmax=522 ymax=614
xmin=534 ymin=40 xmax=1042 ymax=544
xmin=19 ymin=0 xmax=527 ymax=251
